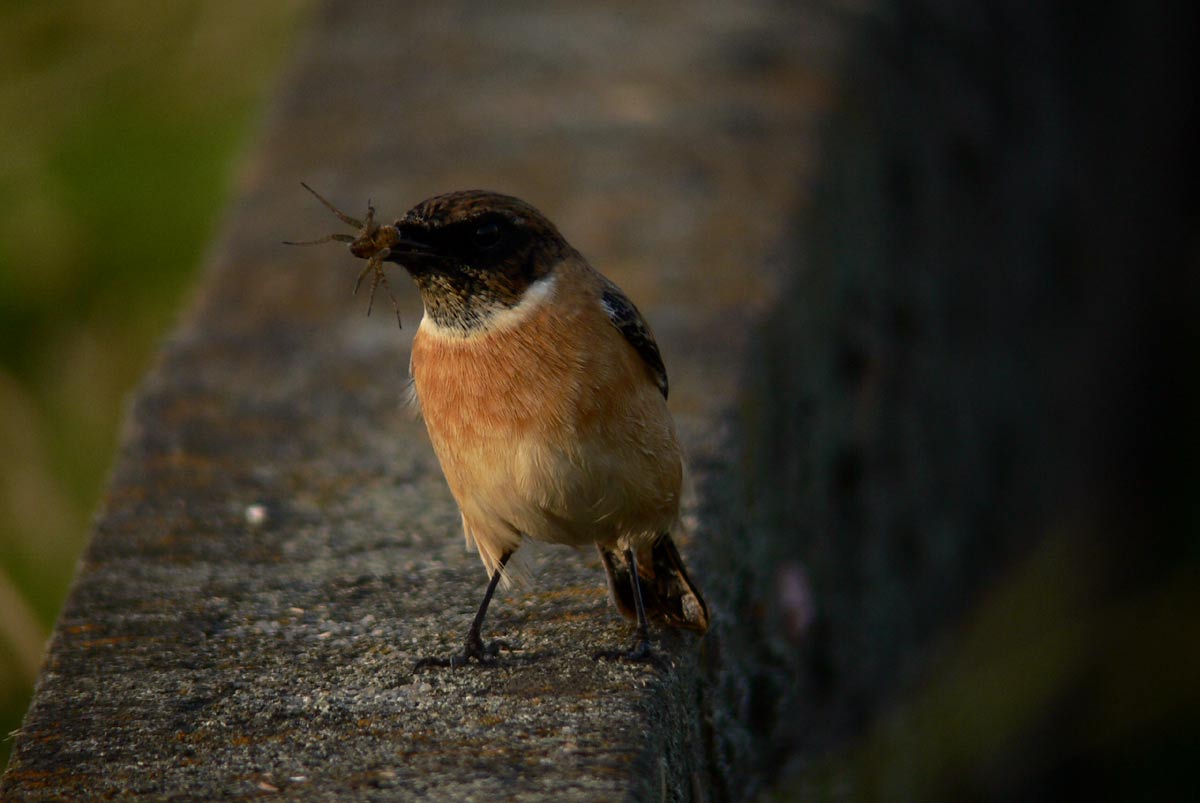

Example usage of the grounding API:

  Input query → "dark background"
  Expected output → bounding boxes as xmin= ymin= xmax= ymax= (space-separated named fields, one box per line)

xmin=752 ymin=1 xmax=1199 ymax=799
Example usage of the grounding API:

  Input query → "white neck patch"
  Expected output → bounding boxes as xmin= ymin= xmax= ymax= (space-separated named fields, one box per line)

xmin=418 ymin=272 xmax=559 ymax=340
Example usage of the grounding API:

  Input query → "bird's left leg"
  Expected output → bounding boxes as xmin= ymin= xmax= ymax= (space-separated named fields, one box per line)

xmin=596 ymin=548 xmax=664 ymax=667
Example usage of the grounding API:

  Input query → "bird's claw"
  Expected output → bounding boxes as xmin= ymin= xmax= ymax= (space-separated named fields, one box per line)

xmin=413 ymin=639 xmax=513 ymax=671
xmin=593 ymin=639 xmax=667 ymax=670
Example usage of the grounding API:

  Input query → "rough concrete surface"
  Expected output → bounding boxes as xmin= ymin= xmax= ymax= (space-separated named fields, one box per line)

xmin=2 ymin=1 xmax=849 ymax=800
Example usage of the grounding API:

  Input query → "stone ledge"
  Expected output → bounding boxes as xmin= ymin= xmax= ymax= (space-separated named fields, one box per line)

xmin=1 ymin=1 xmax=846 ymax=800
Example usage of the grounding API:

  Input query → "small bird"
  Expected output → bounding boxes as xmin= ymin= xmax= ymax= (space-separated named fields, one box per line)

xmin=293 ymin=186 xmax=709 ymax=667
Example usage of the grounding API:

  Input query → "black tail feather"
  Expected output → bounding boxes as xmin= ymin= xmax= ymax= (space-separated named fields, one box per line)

xmin=598 ymin=536 xmax=709 ymax=632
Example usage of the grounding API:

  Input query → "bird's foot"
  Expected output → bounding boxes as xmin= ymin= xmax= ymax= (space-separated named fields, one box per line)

xmin=594 ymin=637 xmax=667 ymax=670
xmin=413 ymin=636 xmax=512 ymax=671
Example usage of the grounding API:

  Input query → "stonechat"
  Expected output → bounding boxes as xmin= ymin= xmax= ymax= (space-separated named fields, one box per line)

xmin=292 ymin=186 xmax=709 ymax=667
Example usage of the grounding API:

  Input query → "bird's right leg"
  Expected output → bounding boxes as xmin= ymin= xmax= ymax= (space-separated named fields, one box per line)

xmin=414 ymin=553 xmax=511 ymax=670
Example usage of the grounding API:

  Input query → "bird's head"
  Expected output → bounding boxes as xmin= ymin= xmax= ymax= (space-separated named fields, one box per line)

xmin=288 ymin=185 xmax=573 ymax=332
xmin=385 ymin=191 xmax=574 ymax=333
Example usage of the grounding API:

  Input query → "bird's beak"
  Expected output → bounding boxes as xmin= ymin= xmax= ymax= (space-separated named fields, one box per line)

xmin=382 ymin=238 xmax=433 ymax=259
xmin=381 ymin=240 xmax=436 ymax=271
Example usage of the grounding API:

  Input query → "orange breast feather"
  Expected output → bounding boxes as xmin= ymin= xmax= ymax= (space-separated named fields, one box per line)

xmin=410 ymin=261 xmax=682 ymax=574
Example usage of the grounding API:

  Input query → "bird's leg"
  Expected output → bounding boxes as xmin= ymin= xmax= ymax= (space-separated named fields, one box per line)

xmin=458 ymin=559 xmax=510 ymax=662
xmin=624 ymin=548 xmax=652 ymax=658
xmin=595 ymin=548 xmax=665 ymax=667
xmin=414 ymin=554 xmax=512 ymax=671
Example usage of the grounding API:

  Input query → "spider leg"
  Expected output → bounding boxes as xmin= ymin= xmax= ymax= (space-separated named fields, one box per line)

xmin=353 ymin=259 xmax=375 ymax=295
xmin=373 ymin=249 xmax=403 ymax=328
xmin=364 ymin=255 xmax=384 ymax=317
xmin=300 ymin=182 xmax=363 ymax=229
xmin=283 ymin=233 xmax=356 ymax=246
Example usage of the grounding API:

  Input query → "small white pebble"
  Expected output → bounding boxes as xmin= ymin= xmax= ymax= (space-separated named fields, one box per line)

xmin=244 ymin=503 xmax=269 ymax=526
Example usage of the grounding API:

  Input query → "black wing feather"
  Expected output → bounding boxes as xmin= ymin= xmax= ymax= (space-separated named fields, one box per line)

xmin=599 ymin=280 xmax=669 ymax=399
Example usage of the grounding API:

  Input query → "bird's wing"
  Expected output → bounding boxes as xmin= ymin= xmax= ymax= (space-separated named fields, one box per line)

xmin=599 ymin=278 xmax=669 ymax=399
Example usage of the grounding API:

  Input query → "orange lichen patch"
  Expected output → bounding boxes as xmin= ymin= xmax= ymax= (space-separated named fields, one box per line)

xmin=2 ymin=767 xmax=77 ymax=788
xmin=528 ymin=585 xmax=606 ymax=601
xmin=64 ymin=622 xmax=101 ymax=634
xmin=18 ymin=727 xmax=62 ymax=745
xmin=549 ymin=610 xmax=603 ymax=623
xmin=79 ymin=636 xmax=135 ymax=648
xmin=102 ymin=484 xmax=148 ymax=506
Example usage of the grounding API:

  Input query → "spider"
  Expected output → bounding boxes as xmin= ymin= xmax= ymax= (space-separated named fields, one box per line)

xmin=285 ymin=182 xmax=405 ymax=327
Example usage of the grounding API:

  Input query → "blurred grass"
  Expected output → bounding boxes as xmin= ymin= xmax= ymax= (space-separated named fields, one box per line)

xmin=0 ymin=0 xmax=313 ymax=770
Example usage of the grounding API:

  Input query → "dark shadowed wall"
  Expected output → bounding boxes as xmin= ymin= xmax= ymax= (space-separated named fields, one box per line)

xmin=744 ymin=1 xmax=1198 ymax=800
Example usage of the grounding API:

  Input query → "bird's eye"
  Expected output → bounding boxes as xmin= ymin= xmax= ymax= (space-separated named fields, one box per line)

xmin=472 ymin=221 xmax=505 ymax=251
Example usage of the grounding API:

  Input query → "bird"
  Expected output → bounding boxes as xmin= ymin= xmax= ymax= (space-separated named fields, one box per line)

xmin=291 ymin=185 xmax=709 ymax=667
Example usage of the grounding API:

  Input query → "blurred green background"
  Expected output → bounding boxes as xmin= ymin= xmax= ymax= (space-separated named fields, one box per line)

xmin=0 ymin=0 xmax=312 ymax=769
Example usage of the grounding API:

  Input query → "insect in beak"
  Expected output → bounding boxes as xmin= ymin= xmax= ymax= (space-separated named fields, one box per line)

xmin=285 ymin=182 xmax=424 ymax=328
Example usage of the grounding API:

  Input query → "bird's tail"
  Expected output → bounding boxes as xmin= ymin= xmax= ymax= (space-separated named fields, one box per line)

xmin=598 ymin=536 xmax=709 ymax=632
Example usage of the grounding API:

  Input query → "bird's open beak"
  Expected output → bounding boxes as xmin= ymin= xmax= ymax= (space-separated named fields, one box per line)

xmin=382 ymin=238 xmax=434 ymax=259
xmin=377 ymin=228 xmax=441 ymax=271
